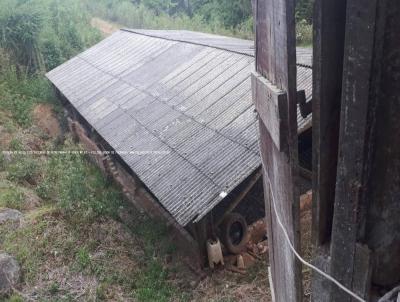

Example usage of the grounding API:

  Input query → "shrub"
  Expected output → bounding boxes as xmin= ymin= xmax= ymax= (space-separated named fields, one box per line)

xmin=5 ymin=294 xmax=24 ymax=302
xmin=0 ymin=0 xmax=101 ymax=75
xmin=0 ymin=84 xmax=34 ymax=127
xmin=0 ymin=186 xmax=25 ymax=210
xmin=0 ymin=2 xmax=45 ymax=73
xmin=8 ymin=138 xmax=23 ymax=151
xmin=75 ymin=246 xmax=91 ymax=271
xmin=296 ymin=19 xmax=313 ymax=46
xmin=134 ymin=260 xmax=175 ymax=302
xmin=7 ymin=158 xmax=39 ymax=184
xmin=38 ymin=145 xmax=123 ymax=222
xmin=0 ymin=153 xmax=5 ymax=171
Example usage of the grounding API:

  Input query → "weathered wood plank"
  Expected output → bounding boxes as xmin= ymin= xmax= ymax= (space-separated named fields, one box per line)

xmin=352 ymin=244 xmax=372 ymax=299
xmin=311 ymin=0 xmax=347 ymax=247
xmin=311 ymin=251 xmax=331 ymax=302
xmin=329 ymin=0 xmax=378 ymax=301
xmin=251 ymin=72 xmax=287 ymax=150
xmin=363 ymin=0 xmax=400 ymax=288
xmin=253 ymin=0 xmax=302 ymax=301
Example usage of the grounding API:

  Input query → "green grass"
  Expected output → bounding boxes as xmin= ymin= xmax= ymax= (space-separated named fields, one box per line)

xmin=0 ymin=153 xmax=6 ymax=171
xmin=86 ymin=0 xmax=254 ymax=40
xmin=48 ymin=281 xmax=60 ymax=296
xmin=6 ymin=157 xmax=39 ymax=184
xmin=0 ymin=184 xmax=25 ymax=210
xmin=0 ymin=70 xmax=57 ymax=128
xmin=75 ymin=246 xmax=91 ymax=271
xmin=4 ymin=294 xmax=24 ymax=302
xmin=36 ymin=144 xmax=124 ymax=223
xmin=0 ymin=0 xmax=101 ymax=73
xmin=1 ymin=211 xmax=50 ymax=282
xmin=134 ymin=260 xmax=176 ymax=302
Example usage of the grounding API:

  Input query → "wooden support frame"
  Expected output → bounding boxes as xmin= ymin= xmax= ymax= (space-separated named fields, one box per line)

xmin=312 ymin=0 xmax=400 ymax=300
xmin=311 ymin=0 xmax=347 ymax=247
xmin=215 ymin=169 xmax=262 ymax=226
xmin=252 ymin=0 xmax=302 ymax=301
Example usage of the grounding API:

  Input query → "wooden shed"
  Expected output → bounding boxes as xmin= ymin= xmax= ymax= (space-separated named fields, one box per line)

xmin=46 ymin=29 xmax=312 ymax=264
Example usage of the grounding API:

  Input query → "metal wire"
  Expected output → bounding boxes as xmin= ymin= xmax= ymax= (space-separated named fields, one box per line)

xmin=264 ymin=172 xmax=366 ymax=302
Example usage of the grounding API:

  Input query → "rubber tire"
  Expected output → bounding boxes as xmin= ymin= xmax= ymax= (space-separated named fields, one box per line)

xmin=220 ymin=213 xmax=249 ymax=254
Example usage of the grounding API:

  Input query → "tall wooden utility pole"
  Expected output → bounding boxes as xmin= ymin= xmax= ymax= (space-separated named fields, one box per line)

xmin=251 ymin=0 xmax=302 ymax=301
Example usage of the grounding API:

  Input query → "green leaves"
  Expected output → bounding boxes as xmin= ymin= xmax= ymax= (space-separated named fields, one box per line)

xmin=0 ymin=0 xmax=101 ymax=74
xmin=0 ymin=3 xmax=45 ymax=73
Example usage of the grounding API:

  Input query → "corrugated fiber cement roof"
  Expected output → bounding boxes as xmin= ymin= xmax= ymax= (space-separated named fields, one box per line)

xmin=46 ymin=29 xmax=312 ymax=226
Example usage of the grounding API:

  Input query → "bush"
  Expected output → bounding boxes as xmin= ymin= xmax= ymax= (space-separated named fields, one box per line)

xmin=75 ymin=246 xmax=92 ymax=271
xmin=37 ymin=144 xmax=123 ymax=222
xmin=4 ymin=294 xmax=24 ymax=302
xmin=296 ymin=0 xmax=314 ymax=23
xmin=85 ymin=0 xmax=254 ymax=39
xmin=296 ymin=19 xmax=313 ymax=46
xmin=0 ymin=153 xmax=5 ymax=171
xmin=0 ymin=0 xmax=101 ymax=75
xmin=0 ymin=185 xmax=25 ymax=210
xmin=0 ymin=2 xmax=45 ymax=73
xmin=7 ymin=158 xmax=39 ymax=184
xmin=8 ymin=138 xmax=23 ymax=151
xmin=0 ymin=67 xmax=57 ymax=127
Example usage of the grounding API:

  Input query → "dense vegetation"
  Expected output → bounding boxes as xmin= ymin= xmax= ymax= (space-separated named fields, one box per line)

xmin=0 ymin=0 xmax=101 ymax=74
xmin=0 ymin=0 xmax=313 ymax=78
xmin=0 ymin=1 xmax=185 ymax=301
xmin=86 ymin=0 xmax=313 ymax=42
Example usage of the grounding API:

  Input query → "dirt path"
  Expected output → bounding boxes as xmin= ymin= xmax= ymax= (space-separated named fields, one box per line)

xmin=91 ymin=17 xmax=120 ymax=37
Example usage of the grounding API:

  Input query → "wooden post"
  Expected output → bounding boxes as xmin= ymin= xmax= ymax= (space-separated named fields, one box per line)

xmin=252 ymin=0 xmax=302 ymax=301
xmin=312 ymin=0 xmax=400 ymax=300
xmin=311 ymin=0 xmax=347 ymax=247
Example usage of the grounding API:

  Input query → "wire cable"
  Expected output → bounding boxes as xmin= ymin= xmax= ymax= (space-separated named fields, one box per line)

xmin=264 ymin=173 xmax=366 ymax=302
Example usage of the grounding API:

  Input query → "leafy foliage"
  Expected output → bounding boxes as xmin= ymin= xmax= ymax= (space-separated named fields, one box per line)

xmin=7 ymin=157 xmax=39 ymax=184
xmin=296 ymin=19 xmax=313 ymax=46
xmin=87 ymin=0 xmax=313 ymax=43
xmin=190 ymin=0 xmax=252 ymax=28
xmin=37 ymin=141 xmax=123 ymax=222
xmin=296 ymin=0 xmax=314 ymax=23
xmin=0 ymin=0 xmax=101 ymax=74
xmin=0 ymin=184 xmax=25 ymax=210
xmin=86 ymin=0 xmax=254 ymax=39
xmin=0 ymin=68 xmax=55 ymax=127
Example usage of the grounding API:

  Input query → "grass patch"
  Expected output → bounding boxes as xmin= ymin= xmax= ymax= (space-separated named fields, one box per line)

xmin=75 ymin=246 xmax=91 ymax=271
xmin=0 ymin=153 xmax=5 ymax=171
xmin=0 ymin=84 xmax=35 ymax=128
xmin=8 ymin=138 xmax=23 ymax=151
xmin=48 ymin=281 xmax=60 ymax=296
xmin=0 ymin=71 xmax=56 ymax=128
xmin=6 ymin=157 xmax=39 ymax=184
xmin=131 ymin=215 xmax=176 ymax=257
xmin=4 ymin=294 xmax=24 ymax=302
xmin=0 ymin=210 xmax=51 ymax=282
xmin=134 ymin=260 xmax=176 ymax=302
xmin=37 ymin=140 xmax=123 ymax=223
xmin=0 ymin=183 xmax=25 ymax=210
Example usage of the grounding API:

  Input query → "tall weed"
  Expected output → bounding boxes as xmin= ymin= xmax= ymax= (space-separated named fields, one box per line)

xmin=37 ymin=142 xmax=123 ymax=222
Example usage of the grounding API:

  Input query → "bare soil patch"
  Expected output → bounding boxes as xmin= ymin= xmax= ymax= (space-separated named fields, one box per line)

xmin=32 ymin=104 xmax=61 ymax=139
